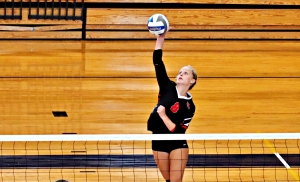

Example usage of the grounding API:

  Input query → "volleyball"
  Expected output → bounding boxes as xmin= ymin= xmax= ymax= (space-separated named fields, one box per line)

xmin=147 ymin=14 xmax=169 ymax=36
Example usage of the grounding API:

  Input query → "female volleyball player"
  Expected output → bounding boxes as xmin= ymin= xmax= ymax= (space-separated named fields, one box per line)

xmin=147 ymin=30 xmax=197 ymax=182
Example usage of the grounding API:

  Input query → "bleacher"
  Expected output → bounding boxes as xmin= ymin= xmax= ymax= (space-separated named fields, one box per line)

xmin=1 ymin=0 xmax=300 ymax=39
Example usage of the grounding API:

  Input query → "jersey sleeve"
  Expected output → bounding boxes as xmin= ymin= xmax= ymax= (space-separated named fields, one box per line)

xmin=153 ymin=49 xmax=170 ymax=88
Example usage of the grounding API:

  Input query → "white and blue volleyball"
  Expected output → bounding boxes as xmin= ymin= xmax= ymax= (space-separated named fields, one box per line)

xmin=147 ymin=14 xmax=169 ymax=36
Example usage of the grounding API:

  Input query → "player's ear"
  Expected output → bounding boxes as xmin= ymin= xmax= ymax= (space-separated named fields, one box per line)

xmin=190 ymin=79 xmax=196 ymax=84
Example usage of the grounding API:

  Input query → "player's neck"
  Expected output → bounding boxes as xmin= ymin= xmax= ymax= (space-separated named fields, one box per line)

xmin=176 ymin=84 xmax=189 ymax=97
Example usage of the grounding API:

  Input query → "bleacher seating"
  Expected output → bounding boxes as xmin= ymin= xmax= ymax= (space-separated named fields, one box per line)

xmin=1 ymin=0 xmax=300 ymax=39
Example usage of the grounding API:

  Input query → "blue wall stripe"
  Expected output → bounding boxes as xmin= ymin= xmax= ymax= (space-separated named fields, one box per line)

xmin=0 ymin=154 xmax=299 ymax=168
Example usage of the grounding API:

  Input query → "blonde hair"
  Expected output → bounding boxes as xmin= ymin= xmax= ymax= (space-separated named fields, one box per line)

xmin=183 ymin=65 xmax=197 ymax=90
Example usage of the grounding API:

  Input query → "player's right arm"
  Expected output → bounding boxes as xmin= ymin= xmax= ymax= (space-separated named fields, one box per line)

xmin=153 ymin=35 xmax=170 ymax=88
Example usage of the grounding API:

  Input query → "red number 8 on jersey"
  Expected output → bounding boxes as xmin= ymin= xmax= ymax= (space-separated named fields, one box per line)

xmin=170 ymin=102 xmax=179 ymax=113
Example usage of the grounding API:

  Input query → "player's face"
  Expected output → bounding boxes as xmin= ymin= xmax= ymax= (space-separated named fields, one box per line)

xmin=176 ymin=66 xmax=195 ymax=86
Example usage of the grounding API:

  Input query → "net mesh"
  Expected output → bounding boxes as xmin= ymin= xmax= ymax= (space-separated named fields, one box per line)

xmin=0 ymin=133 xmax=299 ymax=182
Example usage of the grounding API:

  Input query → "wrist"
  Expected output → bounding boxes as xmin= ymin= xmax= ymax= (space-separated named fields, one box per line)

xmin=156 ymin=36 xmax=165 ymax=43
xmin=160 ymin=114 xmax=168 ymax=120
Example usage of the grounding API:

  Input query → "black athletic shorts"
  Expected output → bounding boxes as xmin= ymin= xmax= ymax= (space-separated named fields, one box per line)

xmin=152 ymin=140 xmax=188 ymax=153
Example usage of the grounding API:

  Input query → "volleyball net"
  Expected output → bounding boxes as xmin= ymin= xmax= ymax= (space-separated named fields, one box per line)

xmin=0 ymin=133 xmax=299 ymax=182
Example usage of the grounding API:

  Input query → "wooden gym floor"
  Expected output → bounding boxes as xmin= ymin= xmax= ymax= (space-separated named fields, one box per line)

xmin=0 ymin=40 xmax=299 ymax=181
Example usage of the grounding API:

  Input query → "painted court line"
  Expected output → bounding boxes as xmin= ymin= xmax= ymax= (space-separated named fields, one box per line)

xmin=263 ymin=139 xmax=300 ymax=182
xmin=274 ymin=152 xmax=290 ymax=169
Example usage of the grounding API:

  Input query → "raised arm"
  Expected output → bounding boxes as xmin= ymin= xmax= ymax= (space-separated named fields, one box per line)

xmin=155 ymin=34 xmax=165 ymax=50
xmin=153 ymin=35 xmax=170 ymax=88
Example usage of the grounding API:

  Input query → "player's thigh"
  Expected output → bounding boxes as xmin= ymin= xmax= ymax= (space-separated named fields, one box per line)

xmin=153 ymin=150 xmax=170 ymax=179
xmin=169 ymin=148 xmax=189 ymax=181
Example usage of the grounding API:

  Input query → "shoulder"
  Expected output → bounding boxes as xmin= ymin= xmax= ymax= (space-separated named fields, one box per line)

xmin=188 ymin=99 xmax=196 ymax=111
xmin=162 ymin=80 xmax=176 ymax=90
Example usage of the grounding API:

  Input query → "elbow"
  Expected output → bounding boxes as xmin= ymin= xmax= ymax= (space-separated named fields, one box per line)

xmin=170 ymin=126 xmax=176 ymax=132
xmin=170 ymin=123 xmax=188 ymax=133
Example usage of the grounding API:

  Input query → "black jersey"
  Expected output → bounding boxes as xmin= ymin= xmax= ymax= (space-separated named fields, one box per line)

xmin=147 ymin=49 xmax=196 ymax=134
